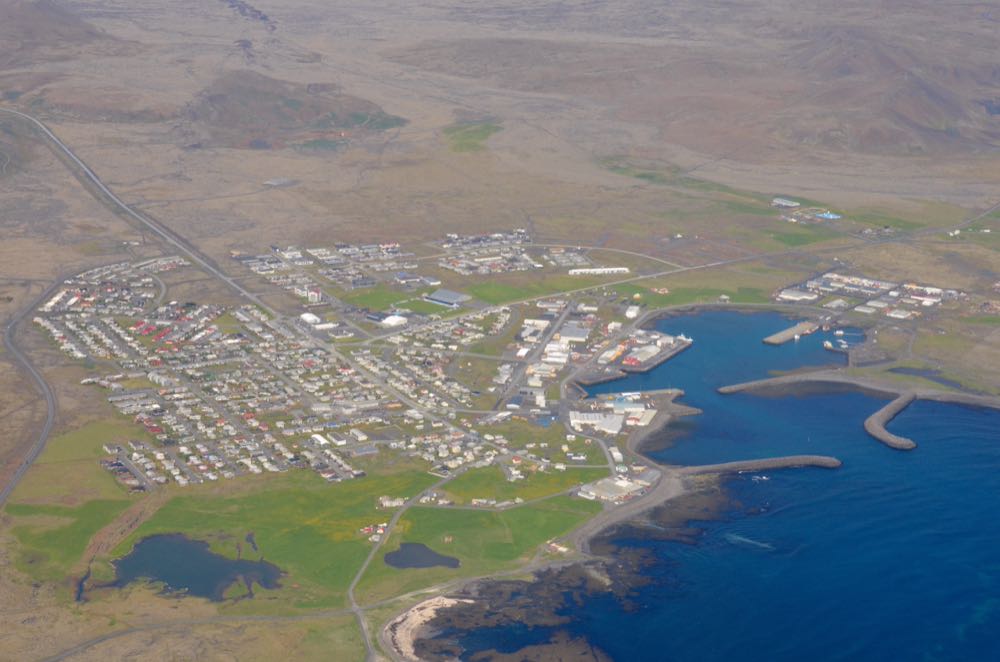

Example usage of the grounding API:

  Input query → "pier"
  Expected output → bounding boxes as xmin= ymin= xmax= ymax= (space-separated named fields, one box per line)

xmin=679 ymin=455 xmax=842 ymax=475
xmin=621 ymin=337 xmax=692 ymax=373
xmin=763 ymin=321 xmax=819 ymax=345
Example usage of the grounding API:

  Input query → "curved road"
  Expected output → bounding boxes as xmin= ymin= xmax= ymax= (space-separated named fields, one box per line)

xmin=0 ymin=279 xmax=63 ymax=506
xmin=0 ymin=106 xmax=285 ymax=506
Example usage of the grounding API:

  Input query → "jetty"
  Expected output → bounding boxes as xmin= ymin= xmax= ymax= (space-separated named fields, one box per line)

xmin=679 ymin=455 xmax=842 ymax=475
xmin=863 ymin=393 xmax=918 ymax=450
xmin=763 ymin=321 xmax=819 ymax=345
xmin=621 ymin=337 xmax=693 ymax=373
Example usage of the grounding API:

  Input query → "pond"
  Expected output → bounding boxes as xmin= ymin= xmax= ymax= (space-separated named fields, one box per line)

xmin=111 ymin=533 xmax=281 ymax=601
xmin=384 ymin=542 xmax=460 ymax=569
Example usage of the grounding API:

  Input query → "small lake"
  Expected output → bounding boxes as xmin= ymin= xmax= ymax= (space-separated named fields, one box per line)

xmin=112 ymin=533 xmax=281 ymax=601
xmin=385 ymin=542 xmax=460 ymax=569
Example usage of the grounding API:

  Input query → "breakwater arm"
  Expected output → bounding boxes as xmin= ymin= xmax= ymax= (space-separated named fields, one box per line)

xmin=679 ymin=455 xmax=842 ymax=475
xmin=863 ymin=393 xmax=918 ymax=450
xmin=717 ymin=372 xmax=898 ymax=397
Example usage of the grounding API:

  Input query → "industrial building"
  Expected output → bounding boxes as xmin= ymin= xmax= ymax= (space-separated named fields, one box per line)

xmin=424 ymin=288 xmax=472 ymax=308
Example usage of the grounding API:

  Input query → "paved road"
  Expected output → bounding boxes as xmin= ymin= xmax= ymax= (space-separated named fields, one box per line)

xmin=0 ymin=108 xmax=275 ymax=317
xmin=0 ymin=278 xmax=64 ymax=506
xmin=346 ymin=473 xmax=455 ymax=661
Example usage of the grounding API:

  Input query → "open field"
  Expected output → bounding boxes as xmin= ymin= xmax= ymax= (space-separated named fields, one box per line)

xmin=443 ymin=122 xmax=503 ymax=152
xmin=112 ymin=470 xmax=438 ymax=611
xmin=341 ymin=284 xmax=428 ymax=311
xmin=442 ymin=466 xmax=608 ymax=505
xmin=354 ymin=495 xmax=601 ymax=604
xmin=7 ymin=420 xmax=145 ymax=506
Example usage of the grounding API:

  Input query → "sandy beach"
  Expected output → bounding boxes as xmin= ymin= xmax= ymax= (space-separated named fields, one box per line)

xmin=384 ymin=596 xmax=475 ymax=661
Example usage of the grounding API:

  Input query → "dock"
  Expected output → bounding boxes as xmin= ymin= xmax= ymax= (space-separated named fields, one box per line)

xmin=621 ymin=337 xmax=692 ymax=373
xmin=763 ymin=321 xmax=819 ymax=345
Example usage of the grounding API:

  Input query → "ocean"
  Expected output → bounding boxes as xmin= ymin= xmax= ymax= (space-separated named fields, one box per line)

xmin=448 ymin=310 xmax=1000 ymax=661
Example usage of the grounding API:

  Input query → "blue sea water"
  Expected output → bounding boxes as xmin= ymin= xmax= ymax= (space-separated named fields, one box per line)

xmin=453 ymin=311 xmax=1000 ymax=661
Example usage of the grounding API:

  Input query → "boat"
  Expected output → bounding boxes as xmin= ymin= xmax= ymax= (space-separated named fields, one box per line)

xmin=834 ymin=329 xmax=845 ymax=337
xmin=793 ymin=334 xmax=801 ymax=341
xmin=823 ymin=340 xmax=833 ymax=349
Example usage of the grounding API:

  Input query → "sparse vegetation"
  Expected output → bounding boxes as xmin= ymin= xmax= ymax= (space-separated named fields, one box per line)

xmin=443 ymin=122 xmax=503 ymax=152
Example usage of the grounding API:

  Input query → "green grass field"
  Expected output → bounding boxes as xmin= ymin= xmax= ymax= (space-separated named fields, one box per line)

xmin=395 ymin=298 xmax=448 ymax=315
xmin=443 ymin=122 xmax=503 ymax=152
xmin=8 ymin=420 xmax=145 ymax=505
xmin=442 ymin=466 xmax=607 ymax=504
xmin=613 ymin=283 xmax=770 ymax=306
xmin=354 ymin=495 xmax=600 ymax=603
xmin=342 ymin=285 xmax=427 ymax=311
xmin=112 ymin=470 xmax=438 ymax=610
xmin=765 ymin=224 xmax=842 ymax=247
xmin=466 ymin=275 xmax=604 ymax=305
xmin=7 ymin=499 xmax=131 ymax=582
xmin=963 ymin=315 xmax=1000 ymax=325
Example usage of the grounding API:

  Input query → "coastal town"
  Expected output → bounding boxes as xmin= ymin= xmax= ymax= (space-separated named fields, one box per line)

xmin=29 ymin=237 xmax=696 ymax=509
xmin=29 ymin=223 xmax=989 ymax=523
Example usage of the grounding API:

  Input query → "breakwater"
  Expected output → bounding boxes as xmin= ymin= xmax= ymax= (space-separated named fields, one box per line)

xmin=717 ymin=371 xmax=1000 ymax=452
xmin=864 ymin=393 xmax=918 ymax=450
xmin=679 ymin=455 xmax=842 ymax=475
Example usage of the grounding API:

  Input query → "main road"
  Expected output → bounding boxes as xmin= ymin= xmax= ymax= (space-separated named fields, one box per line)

xmin=0 ymin=277 xmax=64 ymax=506
xmin=0 ymin=108 xmax=274 ymax=316
xmin=0 ymin=107 xmax=289 ymax=507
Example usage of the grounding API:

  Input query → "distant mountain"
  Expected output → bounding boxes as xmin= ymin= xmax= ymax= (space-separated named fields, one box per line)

xmin=0 ymin=0 xmax=112 ymax=68
xmin=179 ymin=70 xmax=406 ymax=150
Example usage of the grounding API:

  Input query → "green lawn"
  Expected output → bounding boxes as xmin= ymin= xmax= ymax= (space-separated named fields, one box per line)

xmin=8 ymin=420 xmax=146 ymax=505
xmin=112 ymin=470 xmax=438 ymax=610
xmin=342 ymin=285 xmax=426 ymax=311
xmin=613 ymin=283 xmax=769 ymax=307
xmin=443 ymin=466 xmax=608 ymax=505
xmin=467 ymin=275 xmax=603 ymax=305
xmin=443 ymin=122 xmax=503 ymax=152
xmin=355 ymin=495 xmax=600 ymax=603
xmin=963 ymin=315 xmax=1000 ymax=326
xmin=765 ymin=224 xmax=842 ymax=247
xmin=396 ymin=298 xmax=449 ymax=315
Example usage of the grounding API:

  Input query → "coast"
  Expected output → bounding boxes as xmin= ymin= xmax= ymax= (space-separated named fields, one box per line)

xmin=384 ymin=596 xmax=475 ymax=661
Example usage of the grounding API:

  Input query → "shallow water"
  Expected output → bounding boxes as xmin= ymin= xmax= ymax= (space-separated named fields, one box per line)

xmin=449 ymin=310 xmax=1000 ymax=660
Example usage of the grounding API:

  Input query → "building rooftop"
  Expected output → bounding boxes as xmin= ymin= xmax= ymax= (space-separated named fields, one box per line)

xmin=426 ymin=289 xmax=472 ymax=306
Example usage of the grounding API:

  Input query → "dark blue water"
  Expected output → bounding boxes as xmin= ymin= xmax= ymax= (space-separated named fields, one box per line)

xmin=384 ymin=542 xmax=460 ymax=569
xmin=112 ymin=533 xmax=282 ymax=601
xmin=452 ymin=311 xmax=1000 ymax=661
